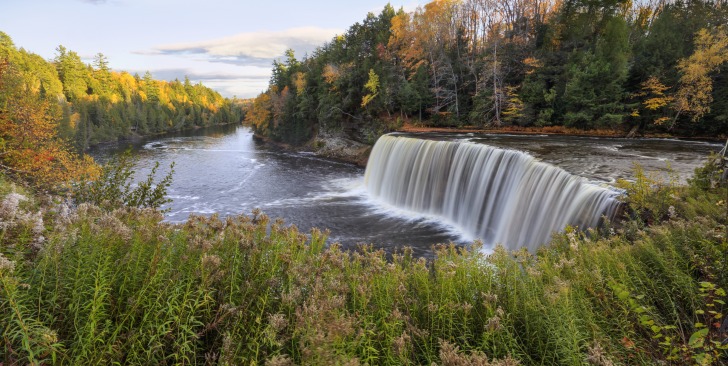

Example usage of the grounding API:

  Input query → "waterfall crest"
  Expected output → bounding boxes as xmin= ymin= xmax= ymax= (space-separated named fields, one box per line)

xmin=364 ymin=135 xmax=621 ymax=251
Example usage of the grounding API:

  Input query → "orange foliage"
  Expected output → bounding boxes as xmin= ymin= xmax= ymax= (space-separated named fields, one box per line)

xmin=245 ymin=91 xmax=272 ymax=132
xmin=0 ymin=60 xmax=99 ymax=188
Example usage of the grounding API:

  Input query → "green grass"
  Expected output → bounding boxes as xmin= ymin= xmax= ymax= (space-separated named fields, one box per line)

xmin=1 ymin=162 xmax=727 ymax=365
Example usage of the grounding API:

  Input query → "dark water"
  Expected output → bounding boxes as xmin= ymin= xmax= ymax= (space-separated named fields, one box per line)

xmin=91 ymin=125 xmax=722 ymax=255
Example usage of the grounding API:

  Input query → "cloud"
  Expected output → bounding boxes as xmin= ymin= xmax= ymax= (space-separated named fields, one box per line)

xmin=142 ymin=27 xmax=341 ymax=66
xmin=123 ymin=68 xmax=271 ymax=98
xmin=78 ymin=0 xmax=109 ymax=4
xmin=134 ymin=69 xmax=264 ymax=82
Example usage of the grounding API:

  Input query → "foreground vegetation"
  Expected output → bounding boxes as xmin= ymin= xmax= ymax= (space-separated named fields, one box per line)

xmin=1 ymin=155 xmax=727 ymax=364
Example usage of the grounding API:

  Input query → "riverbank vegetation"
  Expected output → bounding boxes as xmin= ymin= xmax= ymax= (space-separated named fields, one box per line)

xmin=1 ymin=149 xmax=727 ymax=364
xmin=0 ymin=32 xmax=244 ymax=152
xmin=247 ymin=0 xmax=728 ymax=146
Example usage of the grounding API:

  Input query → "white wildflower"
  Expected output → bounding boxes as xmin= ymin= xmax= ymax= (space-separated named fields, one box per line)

xmin=0 ymin=253 xmax=16 ymax=273
xmin=667 ymin=205 xmax=676 ymax=219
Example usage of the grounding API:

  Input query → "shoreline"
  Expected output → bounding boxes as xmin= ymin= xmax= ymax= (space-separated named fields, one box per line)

xmin=253 ymin=132 xmax=372 ymax=168
xmin=396 ymin=123 xmax=726 ymax=142
xmin=253 ymin=123 xmax=726 ymax=169
xmin=83 ymin=121 xmax=243 ymax=151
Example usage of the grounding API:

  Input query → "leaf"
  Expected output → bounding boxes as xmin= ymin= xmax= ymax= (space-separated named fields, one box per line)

xmin=689 ymin=328 xmax=709 ymax=348
xmin=620 ymin=337 xmax=635 ymax=349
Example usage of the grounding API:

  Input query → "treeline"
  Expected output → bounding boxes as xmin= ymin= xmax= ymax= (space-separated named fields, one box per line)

xmin=248 ymin=0 xmax=728 ymax=145
xmin=0 ymin=32 xmax=244 ymax=151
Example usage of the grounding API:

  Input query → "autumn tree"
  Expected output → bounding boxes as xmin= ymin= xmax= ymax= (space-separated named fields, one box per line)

xmin=633 ymin=76 xmax=674 ymax=126
xmin=361 ymin=69 xmax=380 ymax=108
xmin=0 ymin=59 xmax=98 ymax=188
xmin=672 ymin=26 xmax=728 ymax=126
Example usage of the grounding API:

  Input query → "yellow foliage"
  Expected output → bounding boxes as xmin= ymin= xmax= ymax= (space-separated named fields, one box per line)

xmin=322 ymin=64 xmax=340 ymax=88
xmin=245 ymin=92 xmax=272 ymax=132
xmin=503 ymin=86 xmax=525 ymax=122
xmin=674 ymin=26 xmax=728 ymax=122
xmin=640 ymin=76 xmax=673 ymax=111
xmin=361 ymin=69 xmax=379 ymax=108
xmin=293 ymin=72 xmax=306 ymax=96
xmin=69 ymin=112 xmax=80 ymax=129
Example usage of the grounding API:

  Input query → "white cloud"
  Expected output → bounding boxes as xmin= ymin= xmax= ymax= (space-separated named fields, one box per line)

xmin=145 ymin=27 xmax=342 ymax=66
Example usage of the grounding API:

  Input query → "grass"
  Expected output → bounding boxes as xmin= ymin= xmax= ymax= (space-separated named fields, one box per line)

xmin=1 ymin=161 xmax=727 ymax=365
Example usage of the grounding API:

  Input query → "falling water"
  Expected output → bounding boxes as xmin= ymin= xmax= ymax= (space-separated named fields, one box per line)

xmin=364 ymin=135 xmax=621 ymax=251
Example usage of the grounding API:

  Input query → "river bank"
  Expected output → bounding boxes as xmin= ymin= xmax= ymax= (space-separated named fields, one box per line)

xmin=397 ymin=123 xmax=728 ymax=142
xmin=253 ymin=131 xmax=372 ymax=167
xmin=84 ymin=121 xmax=244 ymax=152
xmin=254 ymin=122 xmax=725 ymax=170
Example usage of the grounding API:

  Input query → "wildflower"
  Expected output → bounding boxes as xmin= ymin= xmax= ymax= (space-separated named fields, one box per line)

xmin=526 ymin=266 xmax=542 ymax=278
xmin=392 ymin=331 xmax=411 ymax=358
xmin=40 ymin=329 xmax=58 ymax=345
xmin=667 ymin=205 xmax=676 ymax=219
xmin=567 ymin=231 xmax=579 ymax=251
xmin=0 ymin=192 xmax=27 ymax=218
xmin=268 ymin=313 xmax=288 ymax=333
xmin=487 ymin=308 xmax=503 ymax=332
xmin=0 ymin=253 xmax=15 ymax=273
xmin=265 ymin=355 xmax=295 ymax=366
xmin=99 ymin=213 xmax=131 ymax=240
xmin=586 ymin=341 xmax=614 ymax=366
xmin=482 ymin=292 xmax=498 ymax=306
xmin=202 ymin=254 xmax=222 ymax=271
xmin=428 ymin=302 xmax=438 ymax=313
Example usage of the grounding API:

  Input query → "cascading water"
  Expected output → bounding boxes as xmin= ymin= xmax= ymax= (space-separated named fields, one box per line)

xmin=364 ymin=134 xmax=621 ymax=251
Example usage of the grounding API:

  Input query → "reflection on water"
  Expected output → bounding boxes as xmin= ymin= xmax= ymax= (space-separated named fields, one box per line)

xmin=91 ymin=125 xmax=721 ymax=256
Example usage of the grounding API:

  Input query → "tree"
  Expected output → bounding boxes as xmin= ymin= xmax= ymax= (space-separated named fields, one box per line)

xmin=92 ymin=53 xmax=111 ymax=96
xmin=361 ymin=69 xmax=380 ymax=108
xmin=672 ymin=26 xmax=728 ymax=125
xmin=245 ymin=92 xmax=272 ymax=135
xmin=54 ymin=45 xmax=88 ymax=101
xmin=0 ymin=59 xmax=98 ymax=188
xmin=634 ymin=76 xmax=674 ymax=126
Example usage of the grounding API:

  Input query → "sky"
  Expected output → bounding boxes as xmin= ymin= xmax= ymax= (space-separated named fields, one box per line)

xmin=1 ymin=0 xmax=424 ymax=98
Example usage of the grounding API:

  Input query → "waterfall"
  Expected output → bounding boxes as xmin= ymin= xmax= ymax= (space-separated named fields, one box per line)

xmin=364 ymin=135 xmax=621 ymax=251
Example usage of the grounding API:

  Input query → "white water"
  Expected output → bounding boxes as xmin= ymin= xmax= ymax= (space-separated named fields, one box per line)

xmin=364 ymin=135 xmax=622 ymax=251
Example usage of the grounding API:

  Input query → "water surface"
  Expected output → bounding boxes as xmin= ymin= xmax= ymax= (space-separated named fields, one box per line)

xmin=92 ymin=125 xmax=721 ymax=255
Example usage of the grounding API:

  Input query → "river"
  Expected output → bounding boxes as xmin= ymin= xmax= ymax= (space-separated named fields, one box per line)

xmin=91 ymin=124 xmax=722 ymax=255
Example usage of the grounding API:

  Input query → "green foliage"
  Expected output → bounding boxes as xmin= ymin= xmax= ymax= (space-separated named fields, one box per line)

xmin=616 ymin=163 xmax=679 ymax=225
xmin=246 ymin=0 xmax=728 ymax=146
xmin=73 ymin=151 xmax=174 ymax=212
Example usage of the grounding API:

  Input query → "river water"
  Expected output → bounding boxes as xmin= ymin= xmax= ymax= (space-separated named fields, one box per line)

xmin=91 ymin=124 xmax=722 ymax=255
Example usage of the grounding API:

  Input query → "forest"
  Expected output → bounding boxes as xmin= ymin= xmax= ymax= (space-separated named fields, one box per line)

xmin=247 ymin=0 xmax=728 ymax=145
xmin=0 ymin=31 xmax=244 ymax=153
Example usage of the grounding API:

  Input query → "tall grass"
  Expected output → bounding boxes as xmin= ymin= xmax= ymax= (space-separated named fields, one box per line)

xmin=1 ymin=162 xmax=727 ymax=365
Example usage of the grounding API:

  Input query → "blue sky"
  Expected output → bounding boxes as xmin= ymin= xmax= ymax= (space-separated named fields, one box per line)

xmin=1 ymin=0 xmax=423 ymax=98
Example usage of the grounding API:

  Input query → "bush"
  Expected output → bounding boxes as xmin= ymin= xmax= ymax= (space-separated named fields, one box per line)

xmin=73 ymin=151 xmax=174 ymax=212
